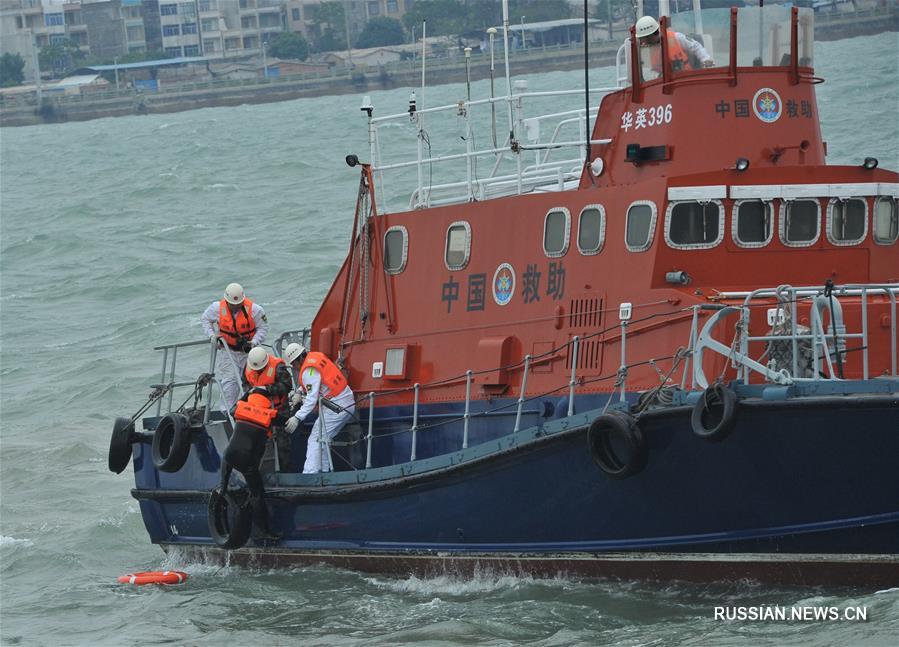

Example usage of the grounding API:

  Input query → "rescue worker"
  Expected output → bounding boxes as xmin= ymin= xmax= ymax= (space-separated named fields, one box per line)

xmin=244 ymin=346 xmax=293 ymax=471
xmin=282 ymin=343 xmax=356 ymax=474
xmin=636 ymin=15 xmax=714 ymax=74
xmin=200 ymin=282 xmax=268 ymax=412
xmin=219 ymin=386 xmax=282 ymax=541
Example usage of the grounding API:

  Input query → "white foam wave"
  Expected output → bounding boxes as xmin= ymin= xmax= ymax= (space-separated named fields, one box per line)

xmin=160 ymin=546 xmax=236 ymax=576
xmin=0 ymin=536 xmax=33 ymax=547
xmin=364 ymin=572 xmax=540 ymax=596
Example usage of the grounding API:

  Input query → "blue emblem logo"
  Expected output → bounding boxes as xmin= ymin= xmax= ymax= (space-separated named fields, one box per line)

xmin=752 ymin=87 xmax=782 ymax=123
xmin=492 ymin=263 xmax=515 ymax=306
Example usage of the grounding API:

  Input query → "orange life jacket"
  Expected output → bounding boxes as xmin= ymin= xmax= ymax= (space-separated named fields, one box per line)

xmin=234 ymin=392 xmax=277 ymax=433
xmin=650 ymin=31 xmax=692 ymax=72
xmin=300 ymin=351 xmax=348 ymax=395
xmin=245 ymin=355 xmax=286 ymax=409
xmin=218 ymin=298 xmax=256 ymax=349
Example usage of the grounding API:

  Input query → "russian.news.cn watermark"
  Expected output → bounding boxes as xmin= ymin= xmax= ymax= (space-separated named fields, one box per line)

xmin=714 ymin=606 xmax=868 ymax=622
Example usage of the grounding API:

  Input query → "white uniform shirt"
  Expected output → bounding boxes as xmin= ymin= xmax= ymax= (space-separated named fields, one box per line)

xmin=673 ymin=32 xmax=713 ymax=65
xmin=295 ymin=366 xmax=355 ymax=422
xmin=201 ymin=300 xmax=269 ymax=345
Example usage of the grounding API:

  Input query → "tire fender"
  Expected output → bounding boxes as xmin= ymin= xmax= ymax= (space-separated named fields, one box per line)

xmin=152 ymin=413 xmax=193 ymax=473
xmin=690 ymin=383 xmax=738 ymax=442
xmin=207 ymin=487 xmax=252 ymax=550
xmin=587 ymin=410 xmax=648 ymax=479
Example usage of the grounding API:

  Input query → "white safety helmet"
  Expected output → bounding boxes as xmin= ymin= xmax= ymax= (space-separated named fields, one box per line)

xmin=247 ymin=346 xmax=268 ymax=371
xmin=635 ymin=16 xmax=660 ymax=39
xmin=223 ymin=282 xmax=245 ymax=305
xmin=284 ymin=342 xmax=307 ymax=365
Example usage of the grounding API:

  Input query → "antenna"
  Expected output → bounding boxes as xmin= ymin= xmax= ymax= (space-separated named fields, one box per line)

xmin=583 ymin=0 xmax=591 ymax=176
xmin=501 ymin=0 xmax=515 ymax=145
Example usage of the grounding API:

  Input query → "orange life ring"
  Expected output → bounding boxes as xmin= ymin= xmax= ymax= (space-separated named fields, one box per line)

xmin=117 ymin=570 xmax=188 ymax=585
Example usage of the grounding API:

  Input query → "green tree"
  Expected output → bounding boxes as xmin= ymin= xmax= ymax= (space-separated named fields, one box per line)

xmin=308 ymin=1 xmax=347 ymax=52
xmin=269 ymin=31 xmax=310 ymax=60
xmin=38 ymin=39 xmax=84 ymax=77
xmin=402 ymin=0 xmax=467 ymax=37
xmin=0 ymin=52 xmax=25 ymax=87
xmin=355 ymin=16 xmax=406 ymax=48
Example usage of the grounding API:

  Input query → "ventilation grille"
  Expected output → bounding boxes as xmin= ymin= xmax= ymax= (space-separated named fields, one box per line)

xmin=565 ymin=337 xmax=602 ymax=371
xmin=568 ymin=296 xmax=602 ymax=329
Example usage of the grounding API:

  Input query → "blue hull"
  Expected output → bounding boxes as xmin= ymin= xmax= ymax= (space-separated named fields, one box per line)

xmin=130 ymin=391 xmax=899 ymax=584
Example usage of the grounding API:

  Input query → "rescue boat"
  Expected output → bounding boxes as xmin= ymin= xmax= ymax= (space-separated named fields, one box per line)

xmin=110 ymin=3 xmax=899 ymax=586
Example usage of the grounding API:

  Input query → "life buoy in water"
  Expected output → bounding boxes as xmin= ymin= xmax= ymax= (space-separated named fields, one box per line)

xmin=690 ymin=383 xmax=738 ymax=442
xmin=117 ymin=571 xmax=188 ymax=586
xmin=207 ymin=487 xmax=252 ymax=550
xmin=587 ymin=410 xmax=647 ymax=479
xmin=152 ymin=413 xmax=193 ymax=472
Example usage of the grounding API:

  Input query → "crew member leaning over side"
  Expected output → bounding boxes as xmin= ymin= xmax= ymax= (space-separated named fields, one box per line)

xmin=283 ymin=343 xmax=356 ymax=474
xmin=201 ymin=282 xmax=268 ymax=412
xmin=636 ymin=15 xmax=714 ymax=74
xmin=244 ymin=346 xmax=294 ymax=471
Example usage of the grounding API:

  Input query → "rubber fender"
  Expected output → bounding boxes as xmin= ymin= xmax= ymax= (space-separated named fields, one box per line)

xmin=152 ymin=413 xmax=193 ymax=473
xmin=587 ymin=410 xmax=648 ymax=479
xmin=207 ymin=487 xmax=252 ymax=550
xmin=108 ymin=416 xmax=136 ymax=474
xmin=690 ymin=383 xmax=738 ymax=442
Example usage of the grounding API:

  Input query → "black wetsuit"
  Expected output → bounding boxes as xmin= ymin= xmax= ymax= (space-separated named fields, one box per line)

xmin=219 ymin=419 xmax=273 ymax=535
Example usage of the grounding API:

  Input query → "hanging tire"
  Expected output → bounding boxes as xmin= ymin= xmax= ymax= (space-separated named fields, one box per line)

xmin=691 ymin=383 xmax=738 ymax=442
xmin=207 ymin=487 xmax=252 ymax=550
xmin=152 ymin=413 xmax=193 ymax=473
xmin=108 ymin=417 xmax=137 ymax=474
xmin=587 ymin=411 xmax=647 ymax=479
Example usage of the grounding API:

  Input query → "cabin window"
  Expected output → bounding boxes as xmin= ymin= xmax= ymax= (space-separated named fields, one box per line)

xmin=577 ymin=205 xmax=605 ymax=255
xmin=780 ymin=200 xmax=820 ymax=247
xmin=383 ymin=226 xmax=408 ymax=274
xmin=625 ymin=201 xmax=657 ymax=252
xmin=826 ymin=198 xmax=867 ymax=246
xmin=873 ymin=197 xmax=899 ymax=244
xmin=665 ymin=200 xmax=723 ymax=249
xmin=733 ymin=200 xmax=774 ymax=247
xmin=445 ymin=221 xmax=471 ymax=270
xmin=543 ymin=208 xmax=570 ymax=258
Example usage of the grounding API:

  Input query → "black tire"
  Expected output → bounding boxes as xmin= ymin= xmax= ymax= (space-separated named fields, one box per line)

xmin=152 ymin=413 xmax=193 ymax=473
xmin=587 ymin=411 xmax=648 ymax=479
xmin=691 ymin=383 xmax=738 ymax=442
xmin=108 ymin=416 xmax=136 ymax=474
xmin=207 ymin=487 xmax=252 ymax=550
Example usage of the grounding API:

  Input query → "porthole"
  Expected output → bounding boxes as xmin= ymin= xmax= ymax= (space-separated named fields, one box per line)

xmin=577 ymin=205 xmax=605 ymax=255
xmin=543 ymin=208 xmax=570 ymax=258
xmin=445 ymin=221 xmax=471 ymax=270
xmin=873 ymin=197 xmax=898 ymax=245
xmin=625 ymin=200 xmax=657 ymax=252
xmin=664 ymin=200 xmax=724 ymax=249
xmin=384 ymin=226 xmax=408 ymax=274
xmin=779 ymin=199 xmax=821 ymax=247
xmin=732 ymin=199 xmax=774 ymax=248
xmin=826 ymin=198 xmax=867 ymax=246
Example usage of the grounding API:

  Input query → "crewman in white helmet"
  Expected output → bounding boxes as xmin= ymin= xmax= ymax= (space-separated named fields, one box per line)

xmin=282 ymin=343 xmax=356 ymax=473
xmin=635 ymin=15 xmax=713 ymax=76
xmin=201 ymin=283 xmax=269 ymax=412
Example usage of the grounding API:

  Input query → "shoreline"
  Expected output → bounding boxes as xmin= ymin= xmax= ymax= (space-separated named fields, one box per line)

xmin=1 ymin=8 xmax=896 ymax=128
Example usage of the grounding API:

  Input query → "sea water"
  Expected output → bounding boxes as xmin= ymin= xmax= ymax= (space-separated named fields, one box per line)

xmin=1 ymin=32 xmax=897 ymax=646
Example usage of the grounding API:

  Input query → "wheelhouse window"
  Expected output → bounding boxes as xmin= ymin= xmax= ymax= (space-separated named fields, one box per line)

xmin=827 ymin=198 xmax=867 ymax=246
xmin=625 ymin=201 xmax=657 ymax=252
xmin=445 ymin=221 xmax=471 ymax=270
xmin=577 ymin=205 xmax=605 ymax=255
xmin=780 ymin=199 xmax=820 ymax=247
xmin=543 ymin=208 xmax=570 ymax=258
xmin=874 ymin=197 xmax=899 ymax=245
xmin=665 ymin=201 xmax=723 ymax=249
xmin=384 ymin=226 xmax=408 ymax=274
xmin=733 ymin=200 xmax=773 ymax=247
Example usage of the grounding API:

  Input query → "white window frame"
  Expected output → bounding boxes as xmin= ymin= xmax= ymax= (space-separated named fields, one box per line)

xmin=543 ymin=207 xmax=571 ymax=258
xmin=873 ymin=197 xmax=899 ymax=245
xmin=625 ymin=200 xmax=658 ymax=253
xmin=826 ymin=197 xmax=868 ymax=247
xmin=383 ymin=225 xmax=408 ymax=274
xmin=576 ymin=204 xmax=606 ymax=256
xmin=732 ymin=199 xmax=775 ymax=248
xmin=779 ymin=199 xmax=821 ymax=248
xmin=444 ymin=220 xmax=471 ymax=271
xmin=664 ymin=200 xmax=724 ymax=250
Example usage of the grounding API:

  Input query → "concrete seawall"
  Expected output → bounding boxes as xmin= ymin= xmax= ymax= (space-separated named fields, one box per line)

xmin=2 ymin=8 xmax=895 ymax=128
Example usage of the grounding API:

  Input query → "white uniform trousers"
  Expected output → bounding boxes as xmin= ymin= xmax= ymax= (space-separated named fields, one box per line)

xmin=302 ymin=387 xmax=356 ymax=473
xmin=216 ymin=348 xmax=247 ymax=412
